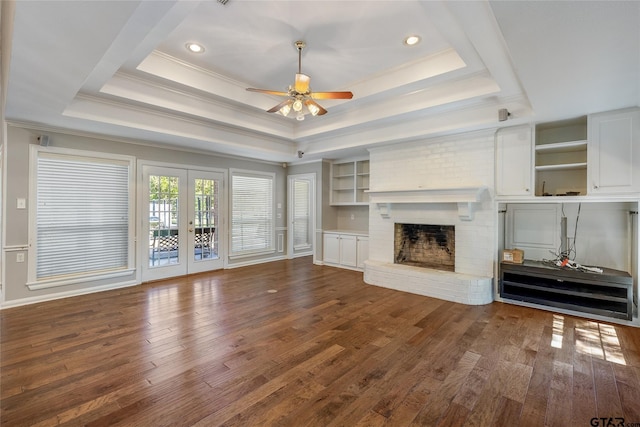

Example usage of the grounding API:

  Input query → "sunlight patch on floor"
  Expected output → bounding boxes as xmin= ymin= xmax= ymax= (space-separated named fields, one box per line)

xmin=551 ymin=314 xmax=564 ymax=349
xmin=575 ymin=319 xmax=626 ymax=365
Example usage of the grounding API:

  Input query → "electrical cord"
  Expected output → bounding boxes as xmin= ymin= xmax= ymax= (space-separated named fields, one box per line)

xmin=542 ymin=203 xmax=599 ymax=272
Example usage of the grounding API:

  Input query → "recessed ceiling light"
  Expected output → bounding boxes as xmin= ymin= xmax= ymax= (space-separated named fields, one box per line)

xmin=404 ymin=35 xmax=421 ymax=46
xmin=186 ymin=43 xmax=205 ymax=53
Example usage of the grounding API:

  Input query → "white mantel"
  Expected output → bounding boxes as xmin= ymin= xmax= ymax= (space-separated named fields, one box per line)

xmin=366 ymin=186 xmax=489 ymax=220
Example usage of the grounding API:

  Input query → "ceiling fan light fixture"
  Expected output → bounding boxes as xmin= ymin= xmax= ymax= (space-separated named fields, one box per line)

xmin=279 ymin=104 xmax=291 ymax=117
xmin=307 ymin=102 xmax=320 ymax=116
xmin=246 ymin=40 xmax=352 ymax=118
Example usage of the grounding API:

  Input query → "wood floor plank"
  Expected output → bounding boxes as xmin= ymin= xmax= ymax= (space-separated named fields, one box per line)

xmin=592 ymin=357 xmax=624 ymax=418
xmin=545 ymin=360 xmax=573 ymax=427
xmin=613 ymin=363 xmax=640 ymax=422
xmin=408 ymin=350 xmax=480 ymax=425
xmin=2 ymin=257 xmax=640 ymax=426
xmin=434 ymin=401 xmax=471 ymax=427
xmin=516 ymin=324 xmax=555 ymax=427
xmin=572 ymin=351 xmax=597 ymax=426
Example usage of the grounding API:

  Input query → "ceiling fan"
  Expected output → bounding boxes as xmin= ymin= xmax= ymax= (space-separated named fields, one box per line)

xmin=246 ymin=41 xmax=353 ymax=120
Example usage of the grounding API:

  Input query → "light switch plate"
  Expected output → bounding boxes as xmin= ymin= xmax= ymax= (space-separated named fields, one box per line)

xmin=17 ymin=198 xmax=26 ymax=209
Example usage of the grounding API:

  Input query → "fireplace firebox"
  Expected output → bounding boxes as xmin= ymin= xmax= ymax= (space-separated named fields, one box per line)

xmin=394 ymin=223 xmax=455 ymax=271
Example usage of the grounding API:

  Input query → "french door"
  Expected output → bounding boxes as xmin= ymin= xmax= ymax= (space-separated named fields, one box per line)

xmin=141 ymin=165 xmax=224 ymax=282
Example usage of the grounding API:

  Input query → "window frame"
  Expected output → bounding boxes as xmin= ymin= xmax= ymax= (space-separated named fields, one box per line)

xmin=27 ymin=146 xmax=136 ymax=290
xmin=229 ymin=168 xmax=276 ymax=258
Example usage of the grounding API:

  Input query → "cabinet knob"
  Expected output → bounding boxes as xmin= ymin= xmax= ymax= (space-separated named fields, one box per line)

xmin=525 ymin=188 xmax=529 ymax=192
xmin=593 ymin=184 xmax=599 ymax=189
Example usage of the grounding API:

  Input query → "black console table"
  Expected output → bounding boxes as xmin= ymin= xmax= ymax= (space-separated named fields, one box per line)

xmin=500 ymin=260 xmax=633 ymax=320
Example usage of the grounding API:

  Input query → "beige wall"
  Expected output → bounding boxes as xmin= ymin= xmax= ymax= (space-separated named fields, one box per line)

xmin=335 ymin=205 xmax=369 ymax=232
xmin=2 ymin=125 xmax=288 ymax=305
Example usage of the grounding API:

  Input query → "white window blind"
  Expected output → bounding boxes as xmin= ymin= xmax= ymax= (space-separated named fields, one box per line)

xmin=36 ymin=153 xmax=130 ymax=280
xmin=293 ymin=179 xmax=311 ymax=249
xmin=231 ymin=171 xmax=274 ymax=255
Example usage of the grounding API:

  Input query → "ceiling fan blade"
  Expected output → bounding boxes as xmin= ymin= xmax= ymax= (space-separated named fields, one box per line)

xmin=266 ymin=99 xmax=293 ymax=113
xmin=295 ymin=73 xmax=310 ymax=94
xmin=311 ymin=91 xmax=354 ymax=100
xmin=305 ymin=99 xmax=327 ymax=116
xmin=246 ymin=88 xmax=289 ymax=97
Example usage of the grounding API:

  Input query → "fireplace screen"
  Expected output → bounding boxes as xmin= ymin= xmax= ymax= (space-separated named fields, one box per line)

xmin=394 ymin=223 xmax=455 ymax=271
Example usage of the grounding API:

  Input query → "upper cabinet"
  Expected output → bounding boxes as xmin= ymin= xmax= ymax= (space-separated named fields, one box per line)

xmin=496 ymin=109 xmax=640 ymax=200
xmin=495 ymin=125 xmax=533 ymax=197
xmin=588 ymin=108 xmax=640 ymax=195
xmin=330 ymin=159 xmax=370 ymax=205
xmin=534 ymin=116 xmax=588 ymax=197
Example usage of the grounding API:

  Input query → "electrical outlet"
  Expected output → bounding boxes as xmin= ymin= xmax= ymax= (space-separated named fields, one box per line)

xmin=350 ymin=214 xmax=355 ymax=220
xmin=16 ymin=253 xmax=25 ymax=263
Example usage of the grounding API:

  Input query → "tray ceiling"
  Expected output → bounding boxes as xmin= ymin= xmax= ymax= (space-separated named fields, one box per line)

xmin=3 ymin=1 xmax=638 ymax=162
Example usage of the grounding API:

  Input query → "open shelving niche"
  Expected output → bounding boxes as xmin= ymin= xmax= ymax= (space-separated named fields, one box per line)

xmin=534 ymin=116 xmax=588 ymax=197
xmin=330 ymin=159 xmax=370 ymax=205
xmin=497 ymin=199 xmax=639 ymax=324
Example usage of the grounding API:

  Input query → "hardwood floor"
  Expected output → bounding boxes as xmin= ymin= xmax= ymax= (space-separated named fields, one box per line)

xmin=2 ymin=257 xmax=640 ymax=426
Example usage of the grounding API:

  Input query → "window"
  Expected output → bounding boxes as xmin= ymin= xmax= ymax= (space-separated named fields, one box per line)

xmin=231 ymin=170 xmax=275 ymax=256
xmin=293 ymin=179 xmax=311 ymax=249
xmin=29 ymin=148 xmax=134 ymax=288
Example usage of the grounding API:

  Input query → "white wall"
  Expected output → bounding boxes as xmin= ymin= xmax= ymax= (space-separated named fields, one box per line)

xmin=368 ymin=130 xmax=496 ymax=278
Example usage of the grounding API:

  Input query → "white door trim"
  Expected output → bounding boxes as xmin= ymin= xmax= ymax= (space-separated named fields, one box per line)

xmin=137 ymin=160 xmax=228 ymax=282
xmin=287 ymin=173 xmax=316 ymax=261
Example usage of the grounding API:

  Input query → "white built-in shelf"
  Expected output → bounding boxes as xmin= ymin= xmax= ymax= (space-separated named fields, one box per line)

xmin=535 ymin=140 xmax=587 ymax=153
xmin=535 ymin=162 xmax=587 ymax=171
xmin=331 ymin=159 xmax=369 ymax=205
xmin=534 ymin=117 xmax=588 ymax=197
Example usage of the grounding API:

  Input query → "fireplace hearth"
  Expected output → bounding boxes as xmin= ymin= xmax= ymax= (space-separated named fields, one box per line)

xmin=394 ymin=223 xmax=455 ymax=271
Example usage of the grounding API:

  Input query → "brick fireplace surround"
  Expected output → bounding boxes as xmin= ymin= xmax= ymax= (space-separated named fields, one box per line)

xmin=363 ymin=133 xmax=495 ymax=306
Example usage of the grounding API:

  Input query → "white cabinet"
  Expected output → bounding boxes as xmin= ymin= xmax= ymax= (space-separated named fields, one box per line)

xmin=495 ymin=125 xmax=533 ymax=196
xmin=340 ymin=235 xmax=358 ymax=267
xmin=356 ymin=236 xmax=369 ymax=269
xmin=322 ymin=233 xmax=340 ymax=264
xmin=496 ymin=110 xmax=640 ymax=199
xmin=323 ymin=232 xmax=368 ymax=270
xmin=330 ymin=159 xmax=369 ymax=205
xmin=589 ymin=108 xmax=640 ymax=195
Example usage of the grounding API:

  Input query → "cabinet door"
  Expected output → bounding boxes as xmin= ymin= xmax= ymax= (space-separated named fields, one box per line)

xmin=589 ymin=109 xmax=640 ymax=194
xmin=495 ymin=125 xmax=533 ymax=196
xmin=356 ymin=236 xmax=369 ymax=269
xmin=339 ymin=235 xmax=358 ymax=267
xmin=323 ymin=233 xmax=340 ymax=264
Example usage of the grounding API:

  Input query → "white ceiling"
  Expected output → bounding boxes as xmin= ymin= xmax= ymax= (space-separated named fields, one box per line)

xmin=3 ymin=1 xmax=639 ymax=163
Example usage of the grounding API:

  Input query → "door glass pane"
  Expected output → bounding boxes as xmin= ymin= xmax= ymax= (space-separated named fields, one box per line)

xmin=194 ymin=178 xmax=219 ymax=261
xmin=149 ymin=175 xmax=180 ymax=267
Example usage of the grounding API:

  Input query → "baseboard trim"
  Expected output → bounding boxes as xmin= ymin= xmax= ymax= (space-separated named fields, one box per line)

xmin=225 ymin=255 xmax=287 ymax=269
xmin=1 ymin=280 xmax=139 ymax=310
